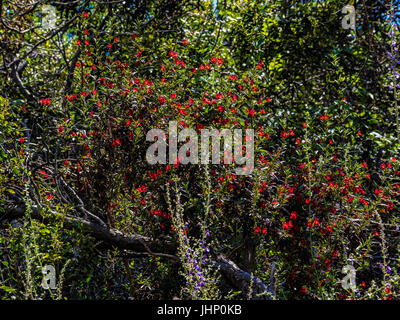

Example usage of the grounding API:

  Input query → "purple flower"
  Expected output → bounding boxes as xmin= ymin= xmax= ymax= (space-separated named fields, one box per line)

xmin=386 ymin=266 xmax=392 ymax=275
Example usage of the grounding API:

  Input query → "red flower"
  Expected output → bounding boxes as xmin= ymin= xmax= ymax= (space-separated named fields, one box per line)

xmin=40 ymin=170 xmax=48 ymax=178
xmin=299 ymin=287 xmax=307 ymax=294
xmin=159 ymin=96 xmax=166 ymax=104
xmin=111 ymin=139 xmax=122 ymax=147
xmin=283 ymin=221 xmax=289 ymax=230
xmin=246 ymin=109 xmax=256 ymax=117
xmin=254 ymin=226 xmax=260 ymax=234
xmin=40 ymin=98 xmax=50 ymax=105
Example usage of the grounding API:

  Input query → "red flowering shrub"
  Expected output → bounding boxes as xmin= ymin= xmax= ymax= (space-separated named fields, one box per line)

xmin=0 ymin=0 xmax=399 ymax=300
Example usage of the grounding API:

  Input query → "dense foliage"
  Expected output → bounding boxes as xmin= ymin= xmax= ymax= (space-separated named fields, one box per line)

xmin=0 ymin=0 xmax=399 ymax=300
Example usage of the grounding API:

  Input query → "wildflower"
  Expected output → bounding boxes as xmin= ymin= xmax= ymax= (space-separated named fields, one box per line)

xmin=159 ymin=96 xmax=166 ymax=104
xmin=299 ymin=287 xmax=307 ymax=294
xmin=283 ymin=221 xmax=289 ymax=230
xmin=40 ymin=98 xmax=50 ymax=105
xmin=111 ymin=139 xmax=122 ymax=147
xmin=361 ymin=161 xmax=367 ymax=168
xmin=246 ymin=108 xmax=256 ymax=117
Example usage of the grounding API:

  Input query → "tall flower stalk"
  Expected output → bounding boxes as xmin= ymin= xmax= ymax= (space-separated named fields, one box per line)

xmin=166 ymin=171 xmax=214 ymax=299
